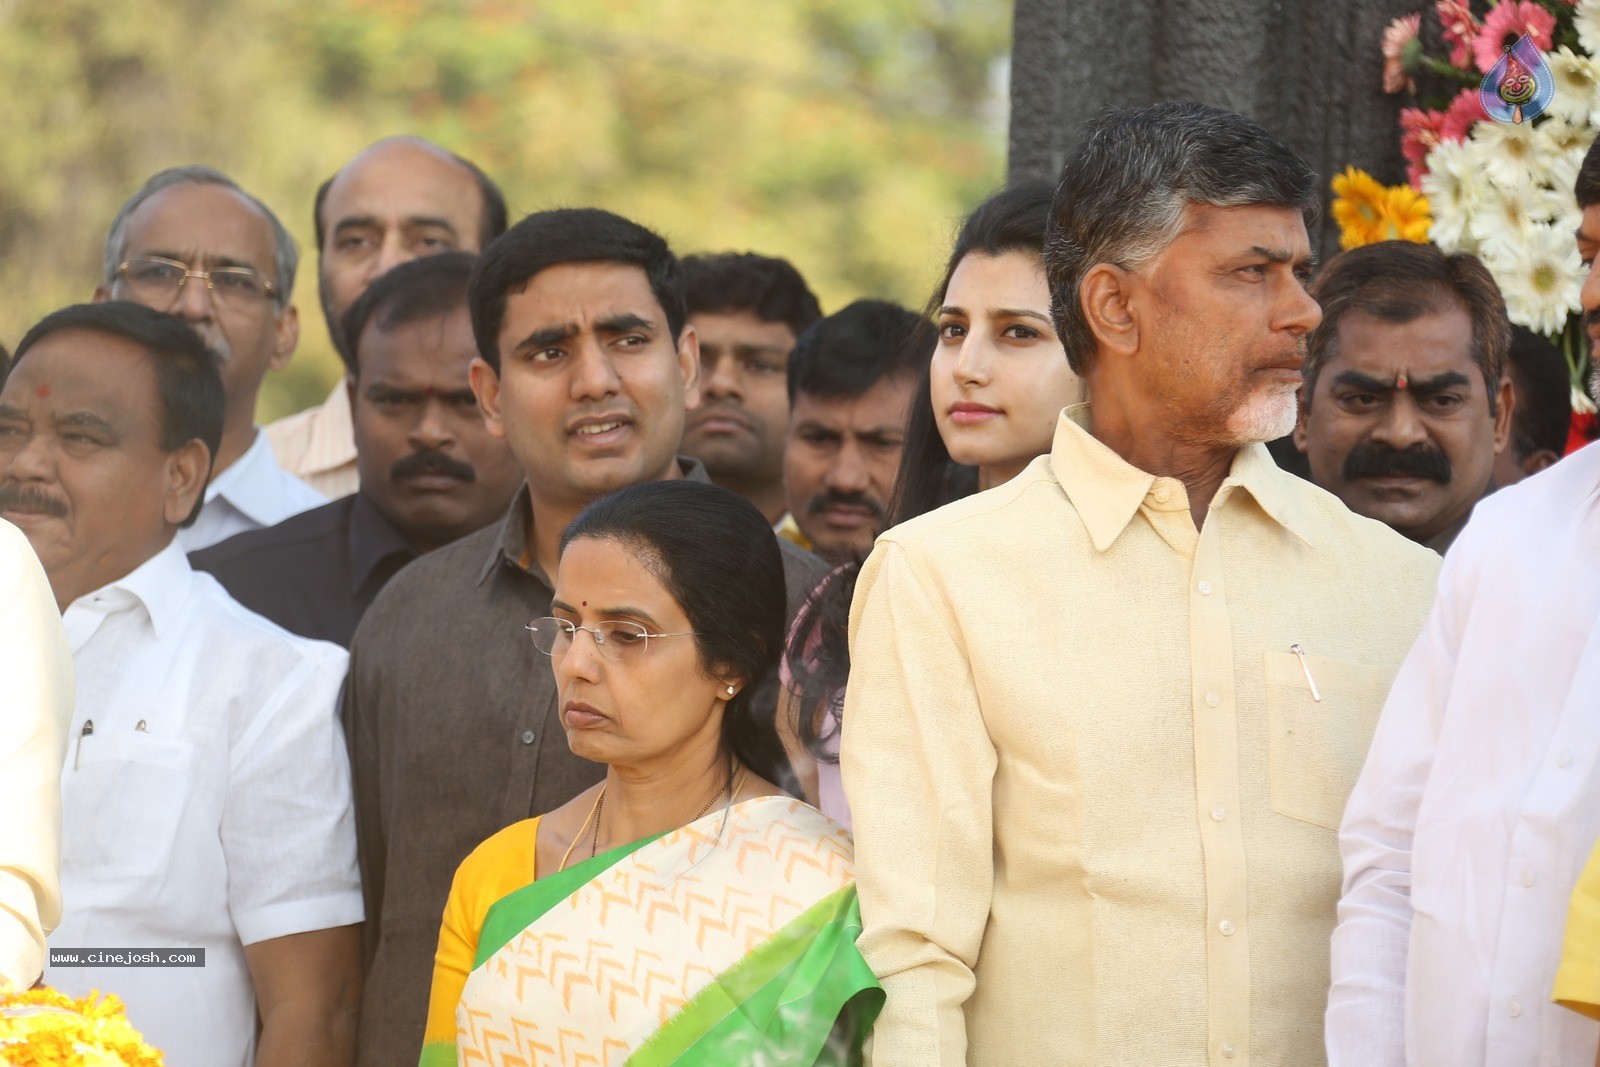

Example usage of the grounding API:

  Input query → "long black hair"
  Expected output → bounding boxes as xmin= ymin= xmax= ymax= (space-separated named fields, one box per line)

xmin=786 ymin=181 xmax=1056 ymax=763
xmin=561 ymin=479 xmax=793 ymax=789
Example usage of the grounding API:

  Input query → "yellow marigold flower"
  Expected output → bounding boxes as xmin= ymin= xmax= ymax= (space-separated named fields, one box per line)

xmin=1382 ymin=184 xmax=1433 ymax=243
xmin=1332 ymin=166 xmax=1391 ymax=249
xmin=0 ymin=987 xmax=163 ymax=1066
xmin=1331 ymin=166 xmax=1432 ymax=249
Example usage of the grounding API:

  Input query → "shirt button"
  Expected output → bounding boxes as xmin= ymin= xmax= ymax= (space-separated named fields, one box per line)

xmin=1211 ymin=805 xmax=1227 ymax=822
xmin=1509 ymin=997 xmax=1523 ymax=1018
xmin=520 ymin=730 xmax=537 ymax=745
xmin=1557 ymin=750 xmax=1574 ymax=768
xmin=1152 ymin=485 xmax=1170 ymax=504
xmin=1205 ymin=691 xmax=1221 ymax=708
xmin=1221 ymin=1042 xmax=1237 ymax=1058
xmin=1521 ymin=868 xmax=1536 ymax=887
xmin=1218 ymin=919 xmax=1235 ymax=936
xmin=1197 ymin=580 xmax=1213 ymax=596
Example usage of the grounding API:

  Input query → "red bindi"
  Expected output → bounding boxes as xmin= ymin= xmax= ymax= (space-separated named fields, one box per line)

xmin=35 ymin=383 xmax=50 ymax=399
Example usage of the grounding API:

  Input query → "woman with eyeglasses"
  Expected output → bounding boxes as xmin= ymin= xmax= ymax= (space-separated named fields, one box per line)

xmin=419 ymin=479 xmax=881 ymax=1067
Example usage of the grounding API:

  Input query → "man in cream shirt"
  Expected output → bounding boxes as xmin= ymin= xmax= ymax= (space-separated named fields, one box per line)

xmin=842 ymin=102 xmax=1440 ymax=1066
xmin=0 ymin=519 xmax=72 ymax=992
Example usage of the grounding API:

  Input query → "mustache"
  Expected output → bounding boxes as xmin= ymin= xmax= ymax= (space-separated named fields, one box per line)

xmin=390 ymin=449 xmax=476 ymax=484
xmin=1343 ymin=441 xmax=1453 ymax=484
xmin=0 ymin=485 xmax=68 ymax=517
xmin=805 ymin=490 xmax=885 ymax=521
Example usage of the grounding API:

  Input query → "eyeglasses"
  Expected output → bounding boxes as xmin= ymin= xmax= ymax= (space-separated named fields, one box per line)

xmin=526 ymin=617 xmax=698 ymax=661
xmin=114 ymin=255 xmax=277 ymax=307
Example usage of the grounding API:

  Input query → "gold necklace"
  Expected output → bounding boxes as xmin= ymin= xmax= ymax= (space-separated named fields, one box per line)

xmin=558 ymin=786 xmax=605 ymax=873
xmin=554 ymin=764 xmax=747 ymax=873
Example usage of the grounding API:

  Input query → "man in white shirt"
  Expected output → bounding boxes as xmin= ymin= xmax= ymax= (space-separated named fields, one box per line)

xmin=1327 ymin=139 xmax=1600 ymax=1066
xmin=95 ymin=165 xmax=324 ymax=549
xmin=0 ymin=518 xmax=72 ymax=992
xmin=0 ymin=302 xmax=363 ymax=1065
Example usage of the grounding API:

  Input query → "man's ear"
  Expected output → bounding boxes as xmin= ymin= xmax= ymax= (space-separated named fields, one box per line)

xmin=677 ymin=323 xmax=702 ymax=411
xmin=268 ymin=304 xmax=300 ymax=372
xmin=1080 ymin=263 xmax=1139 ymax=360
xmin=1522 ymin=448 xmax=1560 ymax=476
xmin=1491 ymin=374 xmax=1515 ymax=455
xmin=470 ymin=357 xmax=506 ymax=440
xmin=92 ymin=284 xmax=112 ymax=304
xmin=164 ymin=438 xmax=211 ymax=526
xmin=1292 ymin=392 xmax=1311 ymax=453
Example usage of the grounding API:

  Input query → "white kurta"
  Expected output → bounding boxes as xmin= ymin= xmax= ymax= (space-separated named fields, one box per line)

xmin=1329 ymin=442 xmax=1600 ymax=1066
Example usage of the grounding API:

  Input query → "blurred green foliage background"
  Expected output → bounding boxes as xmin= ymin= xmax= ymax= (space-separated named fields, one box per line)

xmin=0 ymin=0 xmax=1010 ymax=421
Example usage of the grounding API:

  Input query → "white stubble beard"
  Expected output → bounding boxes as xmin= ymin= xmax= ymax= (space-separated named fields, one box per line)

xmin=1224 ymin=382 xmax=1301 ymax=445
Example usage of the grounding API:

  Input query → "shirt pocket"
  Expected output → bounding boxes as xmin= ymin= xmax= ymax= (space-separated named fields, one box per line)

xmin=1263 ymin=650 xmax=1392 ymax=831
xmin=64 ymin=731 xmax=194 ymax=891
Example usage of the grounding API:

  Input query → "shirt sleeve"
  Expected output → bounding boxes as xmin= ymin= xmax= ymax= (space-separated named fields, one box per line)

xmin=1326 ymin=548 xmax=1464 ymax=1066
xmin=840 ymin=539 xmax=995 ymax=1067
xmin=0 ymin=525 xmax=73 ymax=991
xmin=1553 ymin=837 xmax=1600 ymax=1020
xmin=223 ymin=644 xmax=364 ymax=946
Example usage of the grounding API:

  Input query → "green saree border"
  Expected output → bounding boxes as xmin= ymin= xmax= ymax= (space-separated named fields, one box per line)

xmin=473 ymin=830 xmax=666 ymax=969
xmin=627 ymin=883 xmax=884 ymax=1066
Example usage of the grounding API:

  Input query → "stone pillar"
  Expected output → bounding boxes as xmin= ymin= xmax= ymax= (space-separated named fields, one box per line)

xmin=1007 ymin=0 xmax=1418 ymax=250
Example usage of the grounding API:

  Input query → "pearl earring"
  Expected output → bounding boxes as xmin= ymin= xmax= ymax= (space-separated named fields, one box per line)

xmin=726 ymin=686 xmax=736 ymax=695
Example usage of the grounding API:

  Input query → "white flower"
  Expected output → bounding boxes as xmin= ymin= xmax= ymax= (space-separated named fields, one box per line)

xmin=1473 ymin=120 xmax=1546 ymax=191
xmin=1482 ymin=222 xmax=1584 ymax=336
xmin=1536 ymin=117 xmax=1596 ymax=201
xmin=1578 ymin=0 xmax=1600 ymax=57
xmin=1547 ymin=47 xmax=1600 ymax=128
xmin=1471 ymin=186 xmax=1540 ymax=260
xmin=1422 ymin=140 xmax=1488 ymax=252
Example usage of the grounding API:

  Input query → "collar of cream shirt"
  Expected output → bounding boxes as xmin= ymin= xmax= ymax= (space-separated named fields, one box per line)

xmin=66 ymin=537 xmax=192 ymax=642
xmin=1052 ymin=403 xmax=1318 ymax=552
xmin=203 ymin=430 xmax=322 ymax=528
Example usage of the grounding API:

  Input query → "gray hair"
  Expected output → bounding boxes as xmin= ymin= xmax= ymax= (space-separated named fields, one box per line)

xmin=1044 ymin=101 xmax=1318 ymax=373
xmin=102 ymin=165 xmax=298 ymax=309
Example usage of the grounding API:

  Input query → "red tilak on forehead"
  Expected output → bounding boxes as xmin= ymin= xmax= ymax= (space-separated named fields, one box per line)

xmin=1396 ymin=371 xmax=1409 ymax=390
xmin=35 ymin=383 xmax=51 ymax=399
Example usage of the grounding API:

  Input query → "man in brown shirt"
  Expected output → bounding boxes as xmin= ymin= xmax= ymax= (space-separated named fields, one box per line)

xmin=343 ymin=207 xmax=827 ymax=1066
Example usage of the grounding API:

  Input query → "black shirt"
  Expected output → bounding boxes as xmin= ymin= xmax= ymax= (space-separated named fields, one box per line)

xmin=190 ymin=492 xmax=418 ymax=647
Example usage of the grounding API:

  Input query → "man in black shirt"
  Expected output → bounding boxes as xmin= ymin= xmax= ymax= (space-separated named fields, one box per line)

xmin=192 ymin=254 xmax=522 ymax=645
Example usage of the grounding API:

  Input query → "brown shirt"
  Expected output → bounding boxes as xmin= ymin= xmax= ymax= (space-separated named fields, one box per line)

xmin=344 ymin=460 xmax=828 ymax=1066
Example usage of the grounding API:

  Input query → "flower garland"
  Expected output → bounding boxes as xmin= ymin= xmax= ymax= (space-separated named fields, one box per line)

xmin=1381 ymin=0 xmax=1597 ymax=417
xmin=0 ymin=988 xmax=163 ymax=1067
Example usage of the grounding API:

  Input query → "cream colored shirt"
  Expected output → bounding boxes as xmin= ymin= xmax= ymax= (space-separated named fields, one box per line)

xmin=842 ymin=407 xmax=1440 ymax=1067
xmin=0 ymin=519 xmax=73 ymax=991
xmin=263 ymin=382 xmax=359 ymax=500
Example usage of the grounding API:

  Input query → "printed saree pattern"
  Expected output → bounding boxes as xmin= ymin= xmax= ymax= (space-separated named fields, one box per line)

xmin=423 ymin=796 xmax=881 ymax=1066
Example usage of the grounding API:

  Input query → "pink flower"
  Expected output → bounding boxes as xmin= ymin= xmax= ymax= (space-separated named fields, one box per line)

xmin=1437 ymin=0 xmax=1481 ymax=68
xmin=1473 ymin=1 xmax=1557 ymax=73
xmin=1440 ymin=86 xmax=1490 ymax=142
xmin=1400 ymin=107 xmax=1447 ymax=187
xmin=1383 ymin=13 xmax=1422 ymax=94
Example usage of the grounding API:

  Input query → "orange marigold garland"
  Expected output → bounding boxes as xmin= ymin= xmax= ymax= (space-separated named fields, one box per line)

xmin=0 ymin=988 xmax=163 ymax=1067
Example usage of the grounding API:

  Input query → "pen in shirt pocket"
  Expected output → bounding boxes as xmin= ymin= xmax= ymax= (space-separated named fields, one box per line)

xmin=1289 ymin=644 xmax=1323 ymax=702
xmin=74 ymin=719 xmax=93 ymax=770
